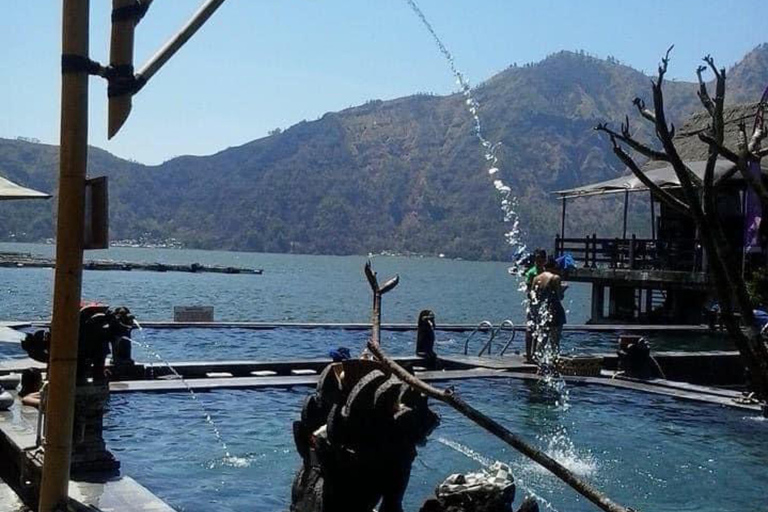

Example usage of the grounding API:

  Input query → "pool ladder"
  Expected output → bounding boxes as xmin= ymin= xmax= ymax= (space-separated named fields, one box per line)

xmin=463 ymin=320 xmax=517 ymax=356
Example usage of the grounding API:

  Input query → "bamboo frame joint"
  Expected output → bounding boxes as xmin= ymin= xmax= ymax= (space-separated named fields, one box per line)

xmin=61 ymin=54 xmax=104 ymax=76
xmin=112 ymin=0 xmax=151 ymax=23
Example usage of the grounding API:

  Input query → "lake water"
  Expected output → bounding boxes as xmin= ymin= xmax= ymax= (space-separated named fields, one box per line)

xmin=0 ymin=243 xmax=760 ymax=512
xmin=0 ymin=242 xmax=585 ymax=324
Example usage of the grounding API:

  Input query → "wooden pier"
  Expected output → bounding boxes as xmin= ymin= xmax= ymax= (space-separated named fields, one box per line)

xmin=0 ymin=252 xmax=262 ymax=274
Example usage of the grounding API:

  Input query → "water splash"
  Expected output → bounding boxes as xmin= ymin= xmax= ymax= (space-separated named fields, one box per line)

xmin=130 ymin=327 xmax=232 ymax=462
xmin=531 ymin=428 xmax=597 ymax=477
xmin=436 ymin=436 xmax=495 ymax=467
xmin=404 ymin=0 xmax=525 ymax=264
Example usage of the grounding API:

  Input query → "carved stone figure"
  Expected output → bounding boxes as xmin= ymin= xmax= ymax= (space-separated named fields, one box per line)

xmin=291 ymin=359 xmax=439 ymax=512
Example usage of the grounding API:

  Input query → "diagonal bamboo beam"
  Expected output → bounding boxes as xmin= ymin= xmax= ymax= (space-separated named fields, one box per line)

xmin=363 ymin=263 xmax=636 ymax=512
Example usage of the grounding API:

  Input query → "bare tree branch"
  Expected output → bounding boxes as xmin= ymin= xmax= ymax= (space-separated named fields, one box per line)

xmin=651 ymin=51 xmax=704 ymax=191
xmin=600 ymin=49 xmax=768 ymax=399
xmin=749 ymin=120 xmax=766 ymax=154
xmin=696 ymin=65 xmax=715 ymax=116
xmin=594 ymin=122 xmax=668 ymax=161
xmin=606 ymin=134 xmax=691 ymax=214
xmin=703 ymin=54 xmax=722 ymax=81
xmin=632 ymin=97 xmax=656 ymax=124
xmin=701 ymin=128 xmax=768 ymax=205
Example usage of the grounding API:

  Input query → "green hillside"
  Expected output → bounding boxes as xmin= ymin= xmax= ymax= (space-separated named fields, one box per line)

xmin=2 ymin=46 xmax=768 ymax=260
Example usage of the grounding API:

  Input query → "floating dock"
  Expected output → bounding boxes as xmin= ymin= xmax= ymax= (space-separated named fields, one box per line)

xmin=0 ymin=252 xmax=262 ymax=274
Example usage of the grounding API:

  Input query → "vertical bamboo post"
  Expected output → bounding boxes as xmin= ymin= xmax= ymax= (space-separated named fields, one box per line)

xmin=38 ymin=2 xmax=90 ymax=510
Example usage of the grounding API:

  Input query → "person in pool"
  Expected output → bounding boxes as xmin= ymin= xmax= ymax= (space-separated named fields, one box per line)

xmin=524 ymin=249 xmax=547 ymax=362
xmin=530 ymin=257 xmax=567 ymax=355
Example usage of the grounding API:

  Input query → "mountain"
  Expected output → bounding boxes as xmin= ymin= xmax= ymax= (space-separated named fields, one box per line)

xmin=3 ymin=46 xmax=768 ymax=260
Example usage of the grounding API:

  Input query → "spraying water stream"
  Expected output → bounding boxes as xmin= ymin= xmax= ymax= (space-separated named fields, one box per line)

xmin=402 ymin=4 xmax=600 ymax=506
xmin=404 ymin=0 xmax=524 ymax=261
xmin=130 ymin=325 xmax=248 ymax=469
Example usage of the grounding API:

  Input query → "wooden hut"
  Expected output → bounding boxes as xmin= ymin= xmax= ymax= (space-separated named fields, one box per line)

xmin=554 ymin=103 xmax=767 ymax=324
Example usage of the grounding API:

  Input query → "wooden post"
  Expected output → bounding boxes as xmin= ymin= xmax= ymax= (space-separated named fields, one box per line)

xmin=39 ymin=1 xmax=90 ymax=511
xmin=650 ymin=191 xmax=656 ymax=241
xmin=583 ymin=235 xmax=590 ymax=268
xmin=592 ymin=233 xmax=598 ymax=269
xmin=622 ymin=190 xmax=629 ymax=240
xmin=591 ymin=284 xmax=604 ymax=322
xmin=560 ymin=197 xmax=566 ymax=239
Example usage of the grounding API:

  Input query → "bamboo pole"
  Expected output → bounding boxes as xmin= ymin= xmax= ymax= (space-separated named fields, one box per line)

xmin=38 ymin=2 xmax=90 ymax=511
xmin=108 ymin=0 xmax=226 ymax=138
xmin=137 ymin=0 xmax=226 ymax=83
xmin=107 ymin=0 xmax=139 ymax=139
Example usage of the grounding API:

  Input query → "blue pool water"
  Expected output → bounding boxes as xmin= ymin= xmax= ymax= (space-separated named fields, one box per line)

xmin=0 ymin=244 xmax=753 ymax=511
xmin=103 ymin=378 xmax=768 ymax=512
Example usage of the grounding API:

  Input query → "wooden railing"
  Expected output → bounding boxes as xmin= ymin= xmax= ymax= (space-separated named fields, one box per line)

xmin=554 ymin=235 xmax=703 ymax=272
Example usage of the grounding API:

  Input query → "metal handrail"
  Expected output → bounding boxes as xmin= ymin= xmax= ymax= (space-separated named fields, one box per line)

xmin=478 ymin=319 xmax=516 ymax=356
xmin=497 ymin=320 xmax=518 ymax=356
xmin=462 ymin=321 xmax=493 ymax=355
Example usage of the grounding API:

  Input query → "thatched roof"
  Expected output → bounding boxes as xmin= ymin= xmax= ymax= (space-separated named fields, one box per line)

xmin=644 ymin=102 xmax=759 ymax=171
xmin=555 ymin=103 xmax=764 ymax=198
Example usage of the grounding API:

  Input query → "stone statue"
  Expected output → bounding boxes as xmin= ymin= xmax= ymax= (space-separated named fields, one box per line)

xmin=291 ymin=359 xmax=439 ymax=512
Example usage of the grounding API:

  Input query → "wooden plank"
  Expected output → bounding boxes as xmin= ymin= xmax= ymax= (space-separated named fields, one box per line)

xmin=109 ymin=369 xmax=514 ymax=393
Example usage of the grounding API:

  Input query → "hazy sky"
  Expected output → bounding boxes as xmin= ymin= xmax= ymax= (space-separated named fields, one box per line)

xmin=1 ymin=1 xmax=765 ymax=165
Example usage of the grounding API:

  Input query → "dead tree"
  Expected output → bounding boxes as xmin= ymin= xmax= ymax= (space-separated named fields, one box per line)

xmin=596 ymin=47 xmax=768 ymax=399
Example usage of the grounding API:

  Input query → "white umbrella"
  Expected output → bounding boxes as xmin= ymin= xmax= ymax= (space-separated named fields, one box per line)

xmin=0 ymin=176 xmax=50 ymax=200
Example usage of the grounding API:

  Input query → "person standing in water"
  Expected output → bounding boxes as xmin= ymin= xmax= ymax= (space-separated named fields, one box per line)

xmin=523 ymin=249 xmax=547 ymax=362
xmin=530 ymin=257 xmax=567 ymax=356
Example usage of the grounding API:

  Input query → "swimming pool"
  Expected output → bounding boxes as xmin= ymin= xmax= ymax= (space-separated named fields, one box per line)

xmin=103 ymin=378 xmax=768 ymax=512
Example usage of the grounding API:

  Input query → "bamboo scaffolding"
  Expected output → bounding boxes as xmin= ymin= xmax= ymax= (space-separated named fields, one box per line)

xmin=109 ymin=0 xmax=227 ymax=137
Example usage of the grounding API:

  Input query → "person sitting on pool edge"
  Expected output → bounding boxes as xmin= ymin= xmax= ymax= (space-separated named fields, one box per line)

xmin=18 ymin=368 xmax=43 ymax=408
xmin=523 ymin=249 xmax=547 ymax=362
xmin=416 ymin=309 xmax=437 ymax=359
